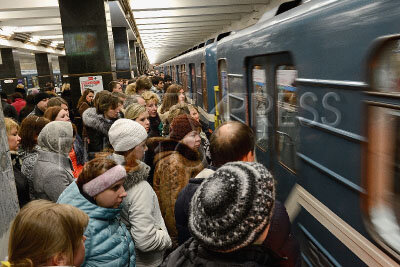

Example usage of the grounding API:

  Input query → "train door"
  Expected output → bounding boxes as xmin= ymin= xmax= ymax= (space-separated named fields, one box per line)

xmin=189 ymin=63 xmax=196 ymax=101
xmin=181 ymin=64 xmax=187 ymax=91
xmin=217 ymin=59 xmax=229 ymax=123
xmin=247 ymin=53 xmax=298 ymax=201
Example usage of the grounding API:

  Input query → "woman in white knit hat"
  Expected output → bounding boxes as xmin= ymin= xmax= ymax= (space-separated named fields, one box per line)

xmin=108 ymin=118 xmax=172 ymax=267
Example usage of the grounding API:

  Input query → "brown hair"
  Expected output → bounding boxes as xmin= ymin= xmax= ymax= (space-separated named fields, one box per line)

xmin=77 ymin=89 xmax=94 ymax=109
xmin=8 ymin=200 xmax=88 ymax=267
xmin=210 ymin=121 xmax=255 ymax=167
xmin=77 ymin=157 xmax=117 ymax=190
xmin=47 ymin=97 xmax=68 ymax=108
xmin=108 ymin=81 xmax=119 ymax=92
xmin=44 ymin=106 xmax=63 ymax=121
xmin=135 ymin=76 xmax=152 ymax=92
xmin=11 ymin=92 xmax=23 ymax=102
xmin=95 ymin=93 xmax=120 ymax=115
xmin=160 ymin=84 xmax=185 ymax=114
xmin=19 ymin=116 xmax=50 ymax=152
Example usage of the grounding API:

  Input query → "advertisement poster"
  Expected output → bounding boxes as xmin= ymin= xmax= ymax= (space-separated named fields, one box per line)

xmin=79 ymin=76 xmax=103 ymax=94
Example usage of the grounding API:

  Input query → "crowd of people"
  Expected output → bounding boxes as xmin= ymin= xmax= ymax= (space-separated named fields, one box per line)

xmin=1 ymin=72 xmax=300 ymax=267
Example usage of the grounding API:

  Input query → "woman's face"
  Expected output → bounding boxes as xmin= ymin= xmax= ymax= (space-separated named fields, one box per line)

xmin=105 ymin=104 xmax=122 ymax=119
xmin=135 ymin=111 xmax=150 ymax=132
xmin=178 ymin=89 xmax=185 ymax=103
xmin=146 ymin=100 xmax=158 ymax=118
xmin=55 ymin=109 xmax=70 ymax=122
xmin=7 ymin=126 xmax=21 ymax=151
xmin=181 ymin=130 xmax=201 ymax=150
xmin=73 ymin=235 xmax=86 ymax=267
xmin=94 ymin=179 xmax=127 ymax=208
xmin=189 ymin=108 xmax=200 ymax=122
xmin=86 ymin=92 xmax=94 ymax=103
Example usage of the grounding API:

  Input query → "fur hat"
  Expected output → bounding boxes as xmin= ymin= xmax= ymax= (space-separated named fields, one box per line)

xmin=33 ymin=92 xmax=50 ymax=105
xmin=189 ymin=161 xmax=275 ymax=252
xmin=169 ymin=114 xmax=201 ymax=141
xmin=108 ymin=118 xmax=147 ymax=152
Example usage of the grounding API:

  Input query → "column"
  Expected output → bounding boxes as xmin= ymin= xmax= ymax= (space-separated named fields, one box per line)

xmin=0 ymin=49 xmax=22 ymax=94
xmin=35 ymin=53 xmax=53 ymax=89
xmin=112 ymin=27 xmax=131 ymax=79
xmin=129 ymin=40 xmax=139 ymax=77
xmin=58 ymin=55 xmax=69 ymax=84
xmin=58 ymin=0 xmax=116 ymax=105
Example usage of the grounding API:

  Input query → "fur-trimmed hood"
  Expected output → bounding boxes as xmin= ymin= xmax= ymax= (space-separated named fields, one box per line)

xmin=109 ymin=153 xmax=150 ymax=190
xmin=82 ymin=107 xmax=114 ymax=135
xmin=147 ymin=137 xmax=200 ymax=164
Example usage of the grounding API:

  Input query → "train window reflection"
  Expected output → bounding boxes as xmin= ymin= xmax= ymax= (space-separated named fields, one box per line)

xmin=217 ymin=60 xmax=229 ymax=123
xmin=201 ymin=63 xmax=208 ymax=111
xmin=372 ymin=39 xmax=400 ymax=94
xmin=252 ymin=66 xmax=268 ymax=151
xmin=365 ymin=105 xmax=400 ymax=254
xmin=276 ymin=66 xmax=298 ymax=172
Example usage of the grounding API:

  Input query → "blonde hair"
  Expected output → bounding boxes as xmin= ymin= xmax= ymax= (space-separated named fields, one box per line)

xmin=125 ymin=103 xmax=146 ymax=120
xmin=125 ymin=83 xmax=136 ymax=95
xmin=4 ymin=118 xmax=19 ymax=135
xmin=7 ymin=200 xmax=89 ymax=267
xmin=142 ymin=91 xmax=159 ymax=105
xmin=61 ymin=83 xmax=70 ymax=92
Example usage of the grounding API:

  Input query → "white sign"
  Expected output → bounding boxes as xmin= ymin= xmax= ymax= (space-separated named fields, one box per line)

xmin=4 ymin=80 xmax=13 ymax=84
xmin=79 ymin=76 xmax=103 ymax=94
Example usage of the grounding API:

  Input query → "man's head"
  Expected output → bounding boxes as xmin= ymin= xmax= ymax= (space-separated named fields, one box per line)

xmin=108 ymin=81 xmax=122 ymax=93
xmin=47 ymin=97 xmax=69 ymax=112
xmin=152 ymin=76 xmax=164 ymax=91
xmin=34 ymin=93 xmax=50 ymax=112
xmin=210 ymin=121 xmax=255 ymax=167
xmin=189 ymin=161 xmax=275 ymax=252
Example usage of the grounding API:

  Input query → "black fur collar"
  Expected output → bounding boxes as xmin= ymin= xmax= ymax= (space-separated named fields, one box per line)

xmin=147 ymin=137 xmax=200 ymax=161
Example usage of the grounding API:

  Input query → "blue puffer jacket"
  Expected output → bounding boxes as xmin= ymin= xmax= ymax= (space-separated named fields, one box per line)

xmin=57 ymin=182 xmax=136 ymax=267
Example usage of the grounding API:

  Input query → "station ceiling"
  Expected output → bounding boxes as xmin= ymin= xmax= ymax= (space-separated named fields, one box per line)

xmin=0 ymin=0 xmax=291 ymax=65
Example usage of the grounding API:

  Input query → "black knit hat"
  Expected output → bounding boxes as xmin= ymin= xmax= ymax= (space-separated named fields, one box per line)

xmin=188 ymin=161 xmax=275 ymax=252
xmin=33 ymin=92 xmax=50 ymax=105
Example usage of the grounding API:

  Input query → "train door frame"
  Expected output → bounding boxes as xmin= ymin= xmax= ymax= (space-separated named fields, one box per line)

xmin=247 ymin=52 xmax=298 ymax=201
xmin=189 ymin=63 xmax=196 ymax=102
xmin=201 ymin=62 xmax=208 ymax=111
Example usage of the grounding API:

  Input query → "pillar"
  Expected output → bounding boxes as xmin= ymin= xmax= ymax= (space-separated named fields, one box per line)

xmin=112 ymin=27 xmax=131 ymax=79
xmin=58 ymin=0 xmax=116 ymax=105
xmin=129 ymin=40 xmax=139 ymax=77
xmin=35 ymin=53 xmax=54 ymax=89
xmin=0 ymin=49 xmax=22 ymax=94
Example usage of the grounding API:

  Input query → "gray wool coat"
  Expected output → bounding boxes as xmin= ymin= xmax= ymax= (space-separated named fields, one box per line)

xmin=32 ymin=150 xmax=74 ymax=202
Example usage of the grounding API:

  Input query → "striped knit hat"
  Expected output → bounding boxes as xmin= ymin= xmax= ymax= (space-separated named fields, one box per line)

xmin=188 ymin=161 xmax=275 ymax=252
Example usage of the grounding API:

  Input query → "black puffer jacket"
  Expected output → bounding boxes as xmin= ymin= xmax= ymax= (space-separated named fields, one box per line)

xmin=162 ymin=238 xmax=281 ymax=267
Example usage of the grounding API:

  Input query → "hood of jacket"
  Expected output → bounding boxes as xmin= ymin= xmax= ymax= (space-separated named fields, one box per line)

xmin=82 ymin=107 xmax=114 ymax=135
xmin=109 ymin=153 xmax=150 ymax=191
xmin=148 ymin=137 xmax=200 ymax=164
xmin=57 ymin=182 xmax=121 ymax=220
xmin=38 ymin=121 xmax=73 ymax=156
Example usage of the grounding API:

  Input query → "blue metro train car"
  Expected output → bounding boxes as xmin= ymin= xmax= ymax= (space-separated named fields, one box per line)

xmin=160 ymin=0 xmax=400 ymax=266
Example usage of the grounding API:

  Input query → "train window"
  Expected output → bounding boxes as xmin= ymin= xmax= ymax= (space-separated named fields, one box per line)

xmin=218 ymin=59 xmax=229 ymax=122
xmin=252 ymin=65 xmax=269 ymax=151
xmin=371 ymin=39 xmax=400 ymax=94
xmin=365 ymin=104 xmax=400 ymax=255
xmin=228 ymin=75 xmax=246 ymax=122
xmin=176 ymin=65 xmax=179 ymax=83
xmin=276 ymin=66 xmax=298 ymax=172
xmin=201 ymin=63 xmax=208 ymax=111
xmin=181 ymin=64 xmax=187 ymax=91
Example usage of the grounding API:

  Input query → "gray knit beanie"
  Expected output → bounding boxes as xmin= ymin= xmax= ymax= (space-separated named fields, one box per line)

xmin=108 ymin=118 xmax=147 ymax=152
xmin=188 ymin=161 xmax=275 ymax=252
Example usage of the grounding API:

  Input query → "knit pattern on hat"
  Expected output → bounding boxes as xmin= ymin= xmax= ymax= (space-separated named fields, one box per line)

xmin=169 ymin=114 xmax=201 ymax=141
xmin=188 ymin=161 xmax=275 ymax=252
xmin=108 ymin=118 xmax=147 ymax=152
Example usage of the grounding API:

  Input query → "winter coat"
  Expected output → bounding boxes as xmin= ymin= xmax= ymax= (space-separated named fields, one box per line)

xmin=20 ymin=146 xmax=40 ymax=200
xmin=82 ymin=107 xmax=114 ymax=155
xmin=175 ymin=168 xmax=215 ymax=245
xmin=1 ymin=99 xmax=18 ymax=121
xmin=11 ymin=152 xmax=30 ymax=208
xmin=149 ymin=137 xmax=204 ymax=246
xmin=161 ymin=238 xmax=280 ymax=267
xmin=57 ymin=182 xmax=136 ymax=267
xmin=78 ymin=101 xmax=91 ymax=117
xmin=149 ymin=114 xmax=162 ymax=138
xmin=11 ymin=98 xmax=26 ymax=114
xmin=114 ymin=153 xmax=172 ymax=267
xmin=32 ymin=121 xmax=75 ymax=202
xmin=27 ymin=106 xmax=44 ymax=118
